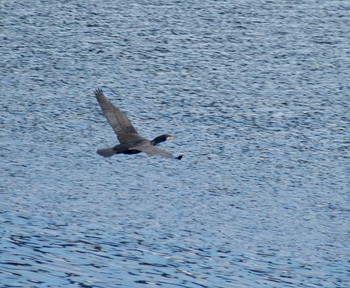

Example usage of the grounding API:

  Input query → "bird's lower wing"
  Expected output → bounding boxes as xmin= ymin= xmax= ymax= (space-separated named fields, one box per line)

xmin=134 ymin=144 xmax=176 ymax=159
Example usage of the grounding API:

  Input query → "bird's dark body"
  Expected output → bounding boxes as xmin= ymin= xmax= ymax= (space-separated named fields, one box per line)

xmin=94 ymin=88 xmax=182 ymax=160
xmin=112 ymin=139 xmax=145 ymax=155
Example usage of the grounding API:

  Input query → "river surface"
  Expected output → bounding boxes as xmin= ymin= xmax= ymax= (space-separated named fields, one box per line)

xmin=1 ymin=1 xmax=349 ymax=287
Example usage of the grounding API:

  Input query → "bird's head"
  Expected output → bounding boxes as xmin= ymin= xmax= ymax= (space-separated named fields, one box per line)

xmin=151 ymin=134 xmax=174 ymax=145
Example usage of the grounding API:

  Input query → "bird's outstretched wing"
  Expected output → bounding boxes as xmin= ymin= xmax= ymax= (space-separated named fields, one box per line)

xmin=95 ymin=88 xmax=139 ymax=144
xmin=134 ymin=144 xmax=177 ymax=159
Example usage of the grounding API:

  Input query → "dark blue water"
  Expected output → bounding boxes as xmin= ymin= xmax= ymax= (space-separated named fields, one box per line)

xmin=1 ymin=1 xmax=349 ymax=287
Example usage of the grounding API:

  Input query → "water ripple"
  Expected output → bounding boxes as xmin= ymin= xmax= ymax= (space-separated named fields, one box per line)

xmin=1 ymin=0 xmax=349 ymax=287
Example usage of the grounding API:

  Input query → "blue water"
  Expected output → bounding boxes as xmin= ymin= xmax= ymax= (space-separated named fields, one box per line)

xmin=1 ymin=1 xmax=349 ymax=287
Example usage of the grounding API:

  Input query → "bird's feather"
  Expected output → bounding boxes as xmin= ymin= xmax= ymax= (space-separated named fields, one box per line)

xmin=95 ymin=88 xmax=140 ymax=144
xmin=132 ymin=143 xmax=177 ymax=159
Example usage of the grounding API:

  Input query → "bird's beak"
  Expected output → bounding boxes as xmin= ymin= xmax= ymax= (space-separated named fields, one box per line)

xmin=166 ymin=136 xmax=174 ymax=141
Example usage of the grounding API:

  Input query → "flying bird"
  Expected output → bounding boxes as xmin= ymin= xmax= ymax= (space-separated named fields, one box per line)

xmin=94 ymin=88 xmax=182 ymax=160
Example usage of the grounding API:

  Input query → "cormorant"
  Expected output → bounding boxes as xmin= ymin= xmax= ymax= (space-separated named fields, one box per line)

xmin=95 ymin=88 xmax=182 ymax=160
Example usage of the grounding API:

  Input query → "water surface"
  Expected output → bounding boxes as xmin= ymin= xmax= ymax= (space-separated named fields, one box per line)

xmin=1 ymin=0 xmax=349 ymax=287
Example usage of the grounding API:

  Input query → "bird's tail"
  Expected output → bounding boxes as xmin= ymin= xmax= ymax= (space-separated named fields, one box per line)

xmin=97 ymin=148 xmax=116 ymax=157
